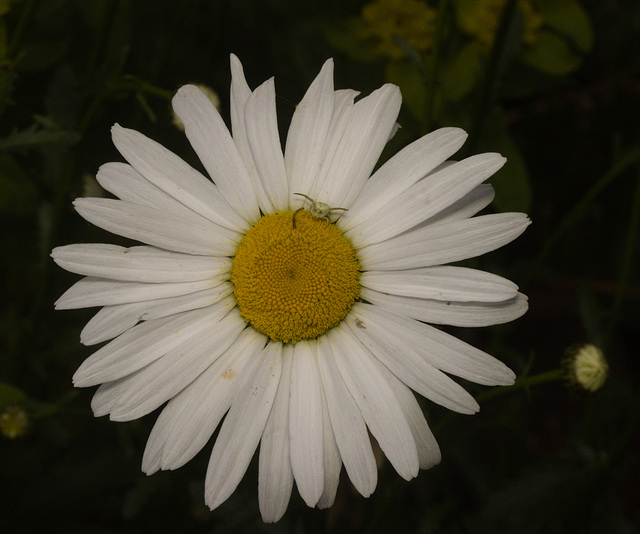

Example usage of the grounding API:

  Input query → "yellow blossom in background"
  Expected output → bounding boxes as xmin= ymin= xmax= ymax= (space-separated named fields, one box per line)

xmin=455 ymin=0 xmax=544 ymax=46
xmin=0 ymin=0 xmax=15 ymax=18
xmin=361 ymin=0 xmax=437 ymax=60
xmin=0 ymin=406 xmax=28 ymax=439
xmin=564 ymin=344 xmax=609 ymax=393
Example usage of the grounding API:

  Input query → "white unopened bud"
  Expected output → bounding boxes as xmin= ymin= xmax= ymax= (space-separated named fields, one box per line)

xmin=564 ymin=343 xmax=608 ymax=393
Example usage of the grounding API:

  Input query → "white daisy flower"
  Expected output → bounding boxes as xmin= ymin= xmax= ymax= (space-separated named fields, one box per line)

xmin=52 ymin=55 xmax=530 ymax=522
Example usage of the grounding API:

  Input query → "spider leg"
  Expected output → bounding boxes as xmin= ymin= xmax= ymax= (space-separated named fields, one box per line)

xmin=294 ymin=192 xmax=314 ymax=204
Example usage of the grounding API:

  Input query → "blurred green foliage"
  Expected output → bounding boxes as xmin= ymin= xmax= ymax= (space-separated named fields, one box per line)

xmin=1 ymin=0 xmax=639 ymax=533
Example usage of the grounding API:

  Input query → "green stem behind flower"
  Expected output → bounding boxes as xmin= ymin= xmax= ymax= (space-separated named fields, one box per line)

xmin=433 ymin=368 xmax=565 ymax=436
xmin=467 ymin=0 xmax=519 ymax=153
xmin=7 ymin=0 xmax=38 ymax=59
xmin=604 ymin=163 xmax=640 ymax=349
xmin=522 ymin=145 xmax=640 ymax=289
xmin=423 ymin=0 xmax=450 ymax=134
xmin=475 ymin=368 xmax=565 ymax=404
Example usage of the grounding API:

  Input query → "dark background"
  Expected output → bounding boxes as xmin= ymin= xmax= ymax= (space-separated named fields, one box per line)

xmin=1 ymin=1 xmax=638 ymax=532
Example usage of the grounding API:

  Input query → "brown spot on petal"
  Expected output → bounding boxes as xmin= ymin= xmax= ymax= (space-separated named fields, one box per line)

xmin=222 ymin=368 xmax=237 ymax=380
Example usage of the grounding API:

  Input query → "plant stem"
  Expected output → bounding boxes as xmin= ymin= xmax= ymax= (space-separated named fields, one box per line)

xmin=467 ymin=0 xmax=518 ymax=153
xmin=423 ymin=0 xmax=449 ymax=134
xmin=435 ymin=368 xmax=565 ymax=434
xmin=522 ymin=145 xmax=640 ymax=288
xmin=7 ymin=0 xmax=38 ymax=59
xmin=604 ymin=163 xmax=640 ymax=348
xmin=476 ymin=368 xmax=565 ymax=403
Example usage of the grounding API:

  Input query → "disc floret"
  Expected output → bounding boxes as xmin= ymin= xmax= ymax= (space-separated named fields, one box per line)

xmin=231 ymin=209 xmax=360 ymax=343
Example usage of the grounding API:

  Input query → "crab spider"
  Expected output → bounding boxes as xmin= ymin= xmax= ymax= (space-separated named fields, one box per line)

xmin=293 ymin=193 xmax=348 ymax=226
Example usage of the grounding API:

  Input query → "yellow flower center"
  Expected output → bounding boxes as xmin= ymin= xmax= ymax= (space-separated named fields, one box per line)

xmin=231 ymin=209 xmax=360 ymax=344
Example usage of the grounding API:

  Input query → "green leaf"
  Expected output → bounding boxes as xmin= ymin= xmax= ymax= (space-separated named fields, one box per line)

xmin=522 ymin=31 xmax=583 ymax=75
xmin=0 ymin=154 xmax=38 ymax=215
xmin=385 ymin=60 xmax=426 ymax=121
xmin=17 ymin=38 xmax=71 ymax=73
xmin=441 ymin=42 xmax=485 ymax=102
xmin=324 ymin=18 xmax=380 ymax=63
xmin=0 ymin=121 xmax=80 ymax=152
xmin=0 ymin=382 xmax=27 ymax=407
xmin=539 ymin=0 xmax=593 ymax=52
xmin=475 ymin=116 xmax=532 ymax=213
xmin=521 ymin=0 xmax=591 ymax=75
xmin=490 ymin=134 xmax=531 ymax=213
xmin=0 ymin=1 xmax=12 ymax=17
xmin=0 ymin=66 xmax=14 ymax=118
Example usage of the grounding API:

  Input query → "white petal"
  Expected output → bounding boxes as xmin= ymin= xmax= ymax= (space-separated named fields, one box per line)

xmin=89 ymin=308 xmax=241 ymax=418
xmin=315 ymin=84 xmax=401 ymax=209
xmin=205 ymin=341 xmax=283 ymax=511
xmin=427 ymin=183 xmax=495 ymax=225
xmin=51 ymin=244 xmax=227 ymax=282
xmin=361 ymin=288 xmax=529 ymax=327
xmin=327 ymin=325 xmax=419 ymax=480
xmin=96 ymin=162 xmax=223 ymax=225
xmin=230 ymin=54 xmax=274 ymax=214
xmin=350 ymin=302 xmax=515 ymax=386
xmin=73 ymin=198 xmax=237 ymax=256
xmin=345 ymin=307 xmax=480 ymax=414
xmin=104 ymin=308 xmax=245 ymax=422
xmin=73 ymin=298 xmax=235 ymax=387
xmin=372 ymin=360 xmax=441 ymax=469
xmin=81 ymin=304 xmax=145 ymax=346
xmin=358 ymin=213 xmax=531 ymax=271
xmin=80 ymin=285 xmax=233 ymax=345
xmin=360 ymin=266 xmax=519 ymax=303
xmin=142 ymin=328 xmax=266 ymax=473
xmin=80 ymin=305 xmax=143 ymax=346
xmin=172 ymin=84 xmax=260 ymax=223
xmin=96 ymin=162 xmax=147 ymax=201
xmin=90 ymin=381 xmax=120 ymax=417
xmin=306 ymin=89 xmax=359 ymax=203
xmin=316 ymin=335 xmax=377 ymax=497
xmin=55 ymin=277 xmax=223 ymax=309
xmin=139 ymin=285 xmax=233 ymax=321
xmin=111 ymin=124 xmax=248 ymax=231
xmin=284 ymin=59 xmax=335 ymax=197
xmin=315 ymin=376 xmax=342 ymax=510
xmin=244 ymin=78 xmax=289 ymax=212
xmin=259 ymin=344 xmax=294 ymax=523
xmin=342 ymin=127 xmax=468 ymax=230
xmin=346 ymin=153 xmax=506 ymax=246
xmin=289 ymin=340 xmax=324 ymax=507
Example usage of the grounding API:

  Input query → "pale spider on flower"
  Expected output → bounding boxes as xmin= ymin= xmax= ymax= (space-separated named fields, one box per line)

xmin=293 ymin=192 xmax=348 ymax=226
